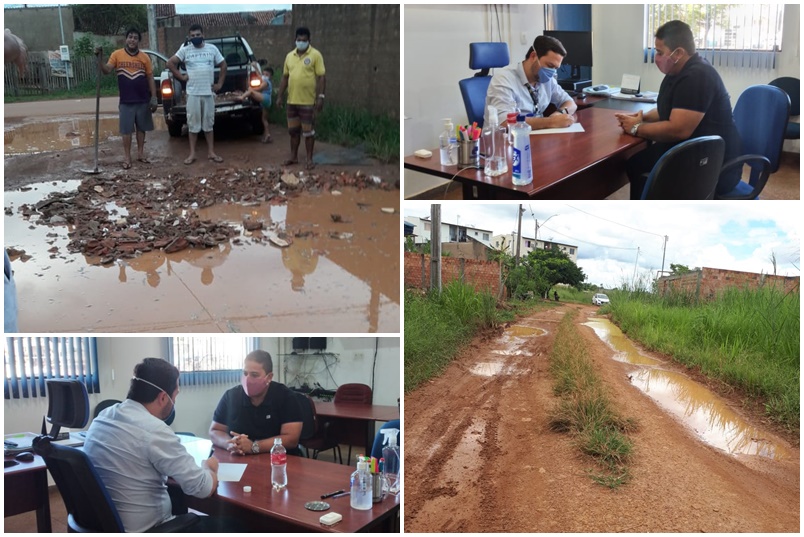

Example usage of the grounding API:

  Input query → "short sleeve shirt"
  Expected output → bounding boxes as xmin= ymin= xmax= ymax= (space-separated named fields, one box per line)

xmin=108 ymin=48 xmax=153 ymax=104
xmin=484 ymin=62 xmax=571 ymax=127
xmin=83 ymin=399 xmax=214 ymax=532
xmin=283 ymin=46 xmax=325 ymax=106
xmin=175 ymin=42 xmax=224 ymax=96
xmin=657 ymin=53 xmax=741 ymax=163
xmin=213 ymin=381 xmax=303 ymax=444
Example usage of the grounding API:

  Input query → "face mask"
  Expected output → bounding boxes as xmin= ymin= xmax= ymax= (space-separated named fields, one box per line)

xmin=133 ymin=377 xmax=175 ymax=421
xmin=655 ymin=49 xmax=678 ymax=75
xmin=241 ymin=374 xmax=269 ymax=397
xmin=538 ymin=67 xmax=557 ymax=84
xmin=190 ymin=36 xmax=204 ymax=47
xmin=296 ymin=41 xmax=309 ymax=52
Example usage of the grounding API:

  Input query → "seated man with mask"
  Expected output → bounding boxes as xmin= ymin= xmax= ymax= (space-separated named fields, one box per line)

xmin=84 ymin=358 xmax=219 ymax=532
xmin=209 ymin=350 xmax=304 ymax=456
xmin=484 ymin=35 xmax=577 ymax=130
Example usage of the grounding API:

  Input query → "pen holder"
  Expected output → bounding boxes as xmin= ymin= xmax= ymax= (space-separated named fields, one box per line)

xmin=457 ymin=139 xmax=480 ymax=168
xmin=372 ymin=473 xmax=385 ymax=503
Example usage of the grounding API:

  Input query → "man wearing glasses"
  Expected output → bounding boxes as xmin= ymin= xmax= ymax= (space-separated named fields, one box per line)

xmin=484 ymin=35 xmax=577 ymax=130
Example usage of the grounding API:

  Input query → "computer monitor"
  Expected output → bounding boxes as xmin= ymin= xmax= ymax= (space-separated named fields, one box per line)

xmin=543 ymin=30 xmax=593 ymax=80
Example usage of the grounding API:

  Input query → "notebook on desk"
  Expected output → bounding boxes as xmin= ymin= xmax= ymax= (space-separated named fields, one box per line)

xmin=610 ymin=91 xmax=658 ymax=103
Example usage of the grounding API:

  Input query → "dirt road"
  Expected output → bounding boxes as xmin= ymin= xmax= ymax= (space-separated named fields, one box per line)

xmin=404 ymin=304 xmax=799 ymax=532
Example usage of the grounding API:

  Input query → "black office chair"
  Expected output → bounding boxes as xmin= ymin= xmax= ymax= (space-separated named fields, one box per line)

xmin=298 ymin=394 xmax=342 ymax=464
xmin=92 ymin=399 xmax=121 ymax=420
xmin=768 ymin=77 xmax=800 ymax=140
xmin=716 ymin=84 xmax=790 ymax=200
xmin=640 ymin=136 xmax=725 ymax=200
xmin=458 ymin=42 xmax=510 ymax=128
xmin=32 ymin=380 xmax=197 ymax=533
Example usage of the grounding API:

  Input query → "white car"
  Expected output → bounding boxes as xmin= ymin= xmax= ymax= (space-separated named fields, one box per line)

xmin=592 ymin=293 xmax=610 ymax=306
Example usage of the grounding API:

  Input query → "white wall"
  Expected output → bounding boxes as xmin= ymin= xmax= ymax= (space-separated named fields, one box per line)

xmin=403 ymin=3 xmax=800 ymax=197
xmin=4 ymin=337 xmax=400 ymax=439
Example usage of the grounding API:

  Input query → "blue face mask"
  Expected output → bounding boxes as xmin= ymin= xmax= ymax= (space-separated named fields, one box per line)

xmin=296 ymin=41 xmax=309 ymax=52
xmin=538 ymin=67 xmax=557 ymax=84
xmin=190 ymin=36 xmax=204 ymax=47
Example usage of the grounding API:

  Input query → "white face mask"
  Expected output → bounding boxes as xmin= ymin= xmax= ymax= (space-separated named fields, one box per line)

xmin=296 ymin=40 xmax=309 ymax=52
xmin=133 ymin=376 xmax=175 ymax=420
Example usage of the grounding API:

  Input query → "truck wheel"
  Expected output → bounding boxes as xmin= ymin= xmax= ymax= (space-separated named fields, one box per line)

xmin=167 ymin=120 xmax=184 ymax=137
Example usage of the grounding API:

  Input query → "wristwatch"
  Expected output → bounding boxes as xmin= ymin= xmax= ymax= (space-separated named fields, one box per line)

xmin=317 ymin=94 xmax=325 ymax=100
xmin=251 ymin=440 xmax=260 ymax=454
xmin=560 ymin=108 xmax=569 ymax=115
xmin=630 ymin=122 xmax=642 ymax=136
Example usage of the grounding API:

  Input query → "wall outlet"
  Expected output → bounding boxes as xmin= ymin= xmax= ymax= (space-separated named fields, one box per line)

xmin=520 ymin=31 xmax=527 ymax=45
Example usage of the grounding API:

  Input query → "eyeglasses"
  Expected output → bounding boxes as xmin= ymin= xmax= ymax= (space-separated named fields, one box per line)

xmin=524 ymin=83 xmax=540 ymax=114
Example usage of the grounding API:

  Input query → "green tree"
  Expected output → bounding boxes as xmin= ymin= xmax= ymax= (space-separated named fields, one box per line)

xmin=506 ymin=246 xmax=586 ymax=299
xmin=72 ymin=4 xmax=148 ymax=37
xmin=669 ymin=263 xmax=693 ymax=275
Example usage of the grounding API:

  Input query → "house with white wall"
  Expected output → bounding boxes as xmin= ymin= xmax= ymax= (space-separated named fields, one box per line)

xmin=405 ymin=216 xmax=494 ymax=247
xmin=492 ymin=233 xmax=578 ymax=263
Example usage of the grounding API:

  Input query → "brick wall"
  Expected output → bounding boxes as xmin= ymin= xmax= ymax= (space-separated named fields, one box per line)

xmin=658 ymin=267 xmax=800 ymax=299
xmin=404 ymin=253 xmax=502 ymax=296
xmin=161 ymin=4 xmax=399 ymax=118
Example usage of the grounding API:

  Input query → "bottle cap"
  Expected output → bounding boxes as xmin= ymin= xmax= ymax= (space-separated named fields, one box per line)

xmin=517 ymin=115 xmax=526 ymax=122
xmin=243 ymin=486 xmax=252 ymax=493
xmin=507 ymin=112 xmax=518 ymax=122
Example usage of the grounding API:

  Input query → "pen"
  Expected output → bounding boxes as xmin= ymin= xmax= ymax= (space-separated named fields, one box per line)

xmin=209 ymin=447 xmax=215 ymax=458
xmin=321 ymin=489 xmax=345 ymax=499
xmin=331 ymin=491 xmax=350 ymax=499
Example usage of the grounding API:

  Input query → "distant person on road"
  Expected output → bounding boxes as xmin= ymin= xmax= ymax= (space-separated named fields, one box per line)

xmin=94 ymin=28 xmax=158 ymax=170
xmin=237 ymin=60 xmax=274 ymax=143
xmin=167 ymin=23 xmax=227 ymax=165
xmin=276 ymin=27 xmax=326 ymax=170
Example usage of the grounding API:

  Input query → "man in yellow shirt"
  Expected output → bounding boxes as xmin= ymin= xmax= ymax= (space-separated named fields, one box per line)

xmin=276 ymin=27 xmax=326 ymax=170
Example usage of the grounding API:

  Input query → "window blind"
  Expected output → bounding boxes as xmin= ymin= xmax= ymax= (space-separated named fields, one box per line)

xmin=166 ymin=337 xmax=258 ymax=386
xmin=644 ymin=4 xmax=784 ymax=69
xmin=4 ymin=337 xmax=99 ymax=399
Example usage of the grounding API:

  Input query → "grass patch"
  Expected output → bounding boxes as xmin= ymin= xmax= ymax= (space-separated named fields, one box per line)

xmin=608 ymin=284 xmax=799 ymax=432
xmin=4 ymin=75 xmax=119 ymax=103
xmin=553 ymin=286 xmax=597 ymax=305
xmin=548 ymin=310 xmax=636 ymax=488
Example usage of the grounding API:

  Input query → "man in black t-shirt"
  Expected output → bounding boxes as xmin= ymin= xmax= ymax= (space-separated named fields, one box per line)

xmin=616 ymin=20 xmax=742 ymax=199
xmin=209 ymin=350 xmax=303 ymax=456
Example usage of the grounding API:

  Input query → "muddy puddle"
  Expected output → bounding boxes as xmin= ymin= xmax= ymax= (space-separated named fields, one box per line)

xmin=584 ymin=317 xmax=789 ymax=460
xmin=471 ymin=324 xmax=547 ymax=374
xmin=5 ymin=181 xmax=399 ymax=333
xmin=4 ymin=115 xmax=167 ymax=155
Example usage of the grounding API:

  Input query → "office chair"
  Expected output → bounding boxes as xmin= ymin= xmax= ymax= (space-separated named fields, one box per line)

xmin=297 ymin=393 xmax=343 ymax=464
xmin=31 ymin=380 xmax=198 ymax=532
xmin=370 ymin=419 xmax=401 ymax=460
xmin=768 ymin=77 xmax=800 ymax=140
xmin=640 ymin=136 xmax=725 ymax=200
xmin=92 ymin=399 xmax=121 ymax=420
xmin=333 ymin=383 xmax=373 ymax=405
xmin=715 ymin=84 xmax=790 ymax=200
xmin=458 ymin=42 xmax=510 ymax=128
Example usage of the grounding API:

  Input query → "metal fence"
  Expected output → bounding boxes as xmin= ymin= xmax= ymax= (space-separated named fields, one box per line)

xmin=4 ymin=53 xmax=100 ymax=98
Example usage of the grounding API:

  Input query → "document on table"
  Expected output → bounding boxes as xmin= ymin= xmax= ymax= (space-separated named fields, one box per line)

xmin=217 ymin=463 xmax=247 ymax=482
xmin=530 ymin=123 xmax=585 ymax=135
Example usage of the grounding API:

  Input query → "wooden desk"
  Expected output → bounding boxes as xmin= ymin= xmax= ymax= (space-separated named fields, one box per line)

xmin=186 ymin=447 xmax=400 ymax=532
xmin=404 ymin=105 xmax=648 ymax=199
xmin=315 ymin=402 xmax=399 ymax=458
xmin=4 ymin=454 xmax=52 ymax=532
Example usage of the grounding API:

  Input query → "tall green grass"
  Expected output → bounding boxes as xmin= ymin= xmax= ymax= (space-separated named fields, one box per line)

xmin=548 ymin=311 xmax=636 ymax=488
xmin=608 ymin=284 xmax=800 ymax=431
xmin=553 ymin=286 xmax=597 ymax=305
xmin=405 ymin=281 xmax=501 ymax=392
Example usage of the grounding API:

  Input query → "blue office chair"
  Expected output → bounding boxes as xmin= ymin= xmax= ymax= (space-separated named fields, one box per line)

xmin=716 ymin=84 xmax=790 ymax=200
xmin=458 ymin=42 xmax=510 ymax=128
xmin=768 ymin=77 xmax=800 ymax=140
xmin=640 ymin=136 xmax=725 ymax=200
xmin=370 ymin=419 xmax=401 ymax=460
xmin=31 ymin=380 xmax=198 ymax=532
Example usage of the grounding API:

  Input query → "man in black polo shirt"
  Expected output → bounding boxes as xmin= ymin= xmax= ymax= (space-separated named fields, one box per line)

xmin=616 ymin=20 xmax=741 ymax=199
xmin=209 ymin=350 xmax=303 ymax=456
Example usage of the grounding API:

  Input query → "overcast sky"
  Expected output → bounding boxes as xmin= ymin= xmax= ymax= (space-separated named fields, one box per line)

xmin=404 ymin=202 xmax=800 ymax=288
xmin=174 ymin=3 xmax=291 ymax=14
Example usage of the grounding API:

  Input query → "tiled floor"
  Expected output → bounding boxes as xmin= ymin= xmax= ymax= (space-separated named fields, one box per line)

xmin=3 ymin=445 xmax=350 ymax=533
xmin=408 ymin=151 xmax=800 ymax=200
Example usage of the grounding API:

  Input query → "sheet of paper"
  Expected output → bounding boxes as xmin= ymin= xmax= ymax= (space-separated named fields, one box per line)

xmin=180 ymin=436 xmax=214 ymax=467
xmin=530 ymin=123 xmax=585 ymax=135
xmin=621 ymin=73 xmax=641 ymax=92
xmin=217 ymin=463 xmax=248 ymax=482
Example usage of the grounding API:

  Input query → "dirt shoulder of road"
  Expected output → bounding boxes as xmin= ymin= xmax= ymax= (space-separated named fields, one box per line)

xmin=404 ymin=303 xmax=799 ymax=533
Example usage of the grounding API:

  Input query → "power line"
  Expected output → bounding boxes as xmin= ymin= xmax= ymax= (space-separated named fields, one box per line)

xmin=540 ymin=225 xmax=639 ymax=251
xmin=565 ymin=204 xmax=665 ymax=239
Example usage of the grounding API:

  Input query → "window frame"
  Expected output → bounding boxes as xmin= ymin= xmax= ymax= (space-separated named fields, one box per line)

xmin=4 ymin=337 xmax=100 ymax=399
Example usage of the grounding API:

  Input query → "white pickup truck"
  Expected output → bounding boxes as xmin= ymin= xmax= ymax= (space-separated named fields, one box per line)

xmin=158 ymin=35 xmax=265 ymax=137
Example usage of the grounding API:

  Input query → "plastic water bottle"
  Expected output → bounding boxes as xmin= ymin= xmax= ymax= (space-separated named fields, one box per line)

xmin=270 ymin=438 xmax=287 ymax=491
xmin=350 ymin=457 xmax=373 ymax=510
xmin=439 ymin=118 xmax=457 ymax=166
xmin=511 ymin=115 xmax=533 ymax=186
xmin=381 ymin=428 xmax=400 ymax=494
xmin=483 ymin=106 xmax=508 ymax=177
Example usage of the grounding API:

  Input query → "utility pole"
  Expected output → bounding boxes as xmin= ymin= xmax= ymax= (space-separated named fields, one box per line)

xmin=430 ymin=204 xmax=442 ymax=293
xmin=660 ymin=235 xmax=668 ymax=277
xmin=147 ymin=5 xmax=159 ymax=53
xmin=514 ymin=205 xmax=523 ymax=268
xmin=632 ymin=247 xmax=640 ymax=290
